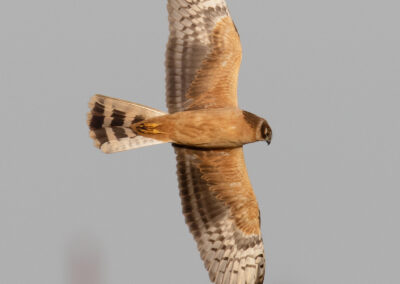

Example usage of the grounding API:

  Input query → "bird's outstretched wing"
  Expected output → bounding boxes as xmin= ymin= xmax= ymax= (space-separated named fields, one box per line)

xmin=166 ymin=1 xmax=265 ymax=283
xmin=166 ymin=0 xmax=242 ymax=113
xmin=175 ymin=147 xmax=265 ymax=284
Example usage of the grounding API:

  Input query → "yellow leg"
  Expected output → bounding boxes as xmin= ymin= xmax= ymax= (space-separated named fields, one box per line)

xmin=135 ymin=123 xmax=163 ymax=134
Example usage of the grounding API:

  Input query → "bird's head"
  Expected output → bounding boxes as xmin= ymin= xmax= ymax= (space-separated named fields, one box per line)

xmin=242 ymin=110 xmax=272 ymax=145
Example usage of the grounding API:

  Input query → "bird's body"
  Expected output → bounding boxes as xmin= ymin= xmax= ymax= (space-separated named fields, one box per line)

xmin=87 ymin=1 xmax=272 ymax=283
xmin=132 ymin=108 xmax=269 ymax=148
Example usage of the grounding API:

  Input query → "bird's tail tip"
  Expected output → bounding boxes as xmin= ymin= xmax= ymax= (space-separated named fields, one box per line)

xmin=87 ymin=94 xmax=167 ymax=154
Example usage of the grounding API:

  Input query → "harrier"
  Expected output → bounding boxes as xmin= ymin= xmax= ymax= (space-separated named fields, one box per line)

xmin=87 ymin=1 xmax=272 ymax=283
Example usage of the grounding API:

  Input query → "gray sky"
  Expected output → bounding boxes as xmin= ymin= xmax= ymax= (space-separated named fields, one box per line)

xmin=1 ymin=0 xmax=399 ymax=283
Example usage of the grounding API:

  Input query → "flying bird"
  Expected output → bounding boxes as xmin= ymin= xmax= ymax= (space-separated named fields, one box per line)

xmin=87 ymin=1 xmax=272 ymax=283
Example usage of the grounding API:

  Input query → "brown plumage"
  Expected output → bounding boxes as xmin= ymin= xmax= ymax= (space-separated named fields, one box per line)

xmin=132 ymin=108 xmax=268 ymax=148
xmin=87 ymin=1 xmax=272 ymax=283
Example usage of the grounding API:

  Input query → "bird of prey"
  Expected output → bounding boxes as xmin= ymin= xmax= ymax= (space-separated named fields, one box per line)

xmin=87 ymin=1 xmax=272 ymax=283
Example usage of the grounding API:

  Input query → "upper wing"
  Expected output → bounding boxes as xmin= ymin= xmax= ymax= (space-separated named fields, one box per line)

xmin=166 ymin=0 xmax=242 ymax=113
xmin=175 ymin=146 xmax=265 ymax=284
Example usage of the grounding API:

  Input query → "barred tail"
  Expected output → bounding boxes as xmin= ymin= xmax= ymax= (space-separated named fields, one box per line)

xmin=87 ymin=94 xmax=167 ymax=154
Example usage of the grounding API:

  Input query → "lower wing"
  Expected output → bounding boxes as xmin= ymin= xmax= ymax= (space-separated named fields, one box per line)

xmin=174 ymin=146 xmax=265 ymax=284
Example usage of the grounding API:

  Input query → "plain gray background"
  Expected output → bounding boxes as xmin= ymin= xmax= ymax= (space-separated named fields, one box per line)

xmin=1 ymin=0 xmax=399 ymax=283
